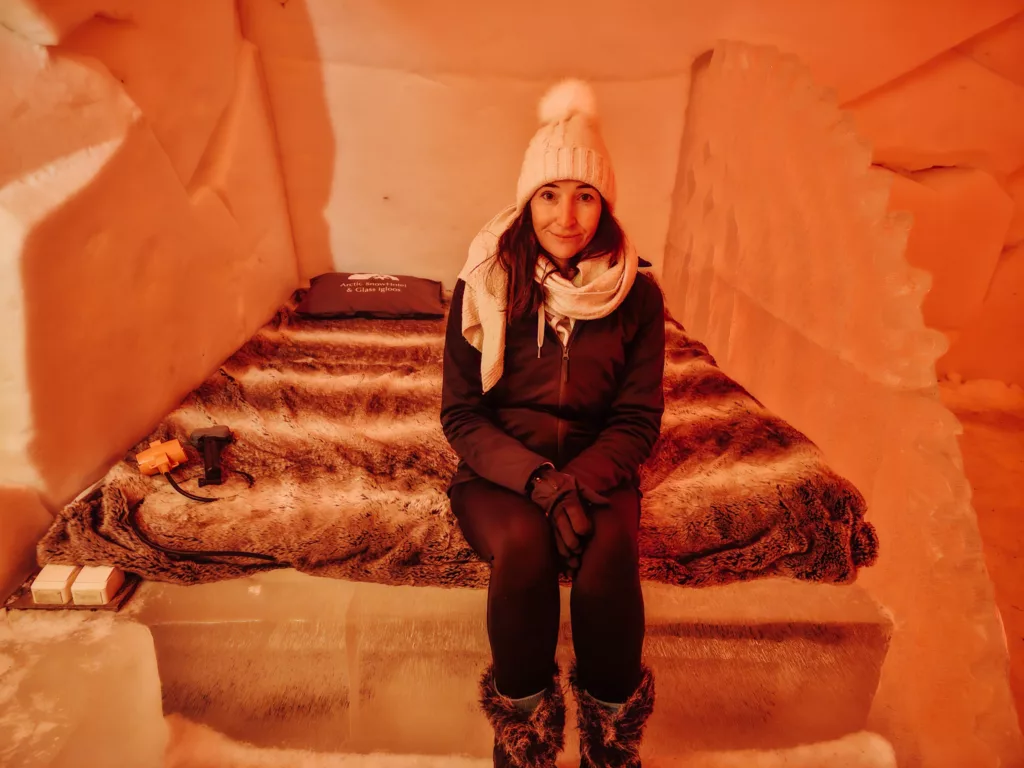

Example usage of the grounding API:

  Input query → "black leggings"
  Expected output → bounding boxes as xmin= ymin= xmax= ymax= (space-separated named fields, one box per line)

xmin=450 ymin=478 xmax=645 ymax=703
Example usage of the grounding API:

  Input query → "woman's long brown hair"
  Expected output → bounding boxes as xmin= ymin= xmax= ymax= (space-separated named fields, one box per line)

xmin=489 ymin=200 xmax=626 ymax=323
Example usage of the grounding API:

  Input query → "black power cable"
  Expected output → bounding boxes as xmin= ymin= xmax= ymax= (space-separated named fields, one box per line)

xmin=162 ymin=467 xmax=256 ymax=503
xmin=122 ymin=467 xmax=276 ymax=564
xmin=164 ymin=472 xmax=219 ymax=503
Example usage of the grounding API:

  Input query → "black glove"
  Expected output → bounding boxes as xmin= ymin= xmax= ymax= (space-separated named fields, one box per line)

xmin=528 ymin=466 xmax=610 ymax=567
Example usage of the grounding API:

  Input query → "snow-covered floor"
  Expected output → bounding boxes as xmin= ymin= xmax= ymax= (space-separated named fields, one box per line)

xmin=940 ymin=377 xmax=1024 ymax=732
xmin=164 ymin=713 xmax=896 ymax=768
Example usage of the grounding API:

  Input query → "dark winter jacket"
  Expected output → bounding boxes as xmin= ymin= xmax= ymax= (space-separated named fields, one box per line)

xmin=441 ymin=271 xmax=666 ymax=496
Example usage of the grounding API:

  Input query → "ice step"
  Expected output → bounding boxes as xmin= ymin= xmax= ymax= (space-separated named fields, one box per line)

xmin=127 ymin=571 xmax=892 ymax=761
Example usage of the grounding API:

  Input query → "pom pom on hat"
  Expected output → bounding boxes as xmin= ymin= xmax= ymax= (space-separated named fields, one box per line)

xmin=538 ymin=79 xmax=597 ymax=124
xmin=515 ymin=78 xmax=616 ymax=210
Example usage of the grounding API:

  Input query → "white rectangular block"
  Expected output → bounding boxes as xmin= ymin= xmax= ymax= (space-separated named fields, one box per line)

xmin=31 ymin=564 xmax=80 ymax=605
xmin=71 ymin=565 xmax=125 ymax=605
xmin=1 ymin=614 xmax=168 ymax=768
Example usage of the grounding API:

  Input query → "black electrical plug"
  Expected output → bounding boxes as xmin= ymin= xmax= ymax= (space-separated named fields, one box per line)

xmin=189 ymin=425 xmax=233 ymax=487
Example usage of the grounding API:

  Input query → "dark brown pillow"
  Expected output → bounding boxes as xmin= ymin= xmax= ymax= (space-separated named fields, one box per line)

xmin=296 ymin=272 xmax=445 ymax=319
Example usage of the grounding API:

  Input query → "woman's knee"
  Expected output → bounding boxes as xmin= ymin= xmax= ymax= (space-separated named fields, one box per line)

xmin=453 ymin=481 xmax=558 ymax=579
xmin=491 ymin=506 xmax=559 ymax=584
xmin=574 ymin=493 xmax=641 ymax=594
xmin=574 ymin=548 xmax=640 ymax=600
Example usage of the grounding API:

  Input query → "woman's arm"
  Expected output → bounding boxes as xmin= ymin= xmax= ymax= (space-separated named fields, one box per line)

xmin=562 ymin=275 xmax=666 ymax=494
xmin=441 ymin=280 xmax=552 ymax=493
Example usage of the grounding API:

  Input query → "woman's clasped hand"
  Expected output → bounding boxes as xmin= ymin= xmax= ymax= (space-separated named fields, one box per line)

xmin=527 ymin=466 xmax=609 ymax=573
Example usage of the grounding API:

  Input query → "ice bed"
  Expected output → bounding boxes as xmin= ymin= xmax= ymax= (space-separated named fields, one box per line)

xmin=38 ymin=293 xmax=877 ymax=591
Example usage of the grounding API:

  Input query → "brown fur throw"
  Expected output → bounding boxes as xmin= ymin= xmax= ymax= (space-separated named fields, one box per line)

xmin=38 ymin=302 xmax=877 ymax=588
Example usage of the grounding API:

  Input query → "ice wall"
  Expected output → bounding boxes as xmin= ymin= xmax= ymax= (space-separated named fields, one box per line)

xmin=0 ymin=0 xmax=299 ymax=597
xmin=237 ymin=1 xmax=684 ymax=284
xmin=236 ymin=0 xmax=1022 ymax=285
xmin=660 ymin=41 xmax=1021 ymax=767
xmin=844 ymin=13 xmax=1024 ymax=386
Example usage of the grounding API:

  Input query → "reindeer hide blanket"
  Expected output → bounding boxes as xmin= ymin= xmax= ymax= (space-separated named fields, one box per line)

xmin=39 ymin=302 xmax=878 ymax=588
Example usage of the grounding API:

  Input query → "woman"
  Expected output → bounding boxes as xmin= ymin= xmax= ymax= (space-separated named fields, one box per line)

xmin=441 ymin=80 xmax=665 ymax=768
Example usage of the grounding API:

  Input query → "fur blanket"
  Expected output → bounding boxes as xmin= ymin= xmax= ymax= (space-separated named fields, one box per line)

xmin=39 ymin=304 xmax=878 ymax=588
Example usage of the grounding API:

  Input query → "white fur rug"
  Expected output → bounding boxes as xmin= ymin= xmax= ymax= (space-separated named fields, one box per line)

xmin=164 ymin=714 xmax=897 ymax=768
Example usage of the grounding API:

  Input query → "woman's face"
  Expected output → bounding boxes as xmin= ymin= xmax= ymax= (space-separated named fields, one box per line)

xmin=530 ymin=180 xmax=602 ymax=263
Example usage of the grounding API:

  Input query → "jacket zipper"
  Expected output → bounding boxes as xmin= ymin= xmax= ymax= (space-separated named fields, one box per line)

xmin=556 ymin=324 xmax=579 ymax=464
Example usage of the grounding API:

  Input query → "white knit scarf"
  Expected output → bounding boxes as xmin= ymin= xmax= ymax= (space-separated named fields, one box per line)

xmin=459 ymin=205 xmax=638 ymax=393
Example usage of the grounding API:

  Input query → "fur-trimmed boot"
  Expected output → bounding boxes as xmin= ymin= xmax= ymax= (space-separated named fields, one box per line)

xmin=479 ymin=665 xmax=566 ymax=767
xmin=570 ymin=663 xmax=656 ymax=768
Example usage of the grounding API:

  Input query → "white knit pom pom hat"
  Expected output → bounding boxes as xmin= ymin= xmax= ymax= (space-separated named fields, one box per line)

xmin=514 ymin=79 xmax=617 ymax=213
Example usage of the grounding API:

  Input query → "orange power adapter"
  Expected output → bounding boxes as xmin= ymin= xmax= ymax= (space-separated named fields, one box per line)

xmin=136 ymin=439 xmax=188 ymax=476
